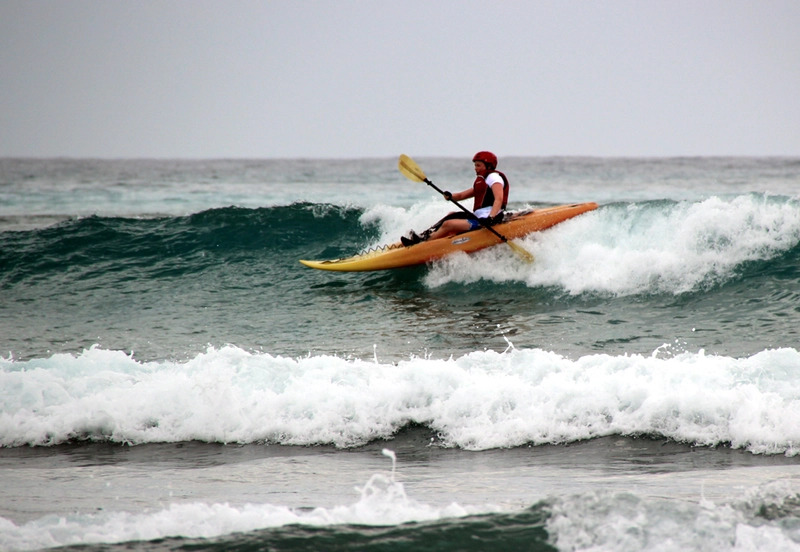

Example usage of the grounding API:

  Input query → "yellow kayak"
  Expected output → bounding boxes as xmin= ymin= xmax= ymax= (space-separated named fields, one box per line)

xmin=299 ymin=202 xmax=598 ymax=272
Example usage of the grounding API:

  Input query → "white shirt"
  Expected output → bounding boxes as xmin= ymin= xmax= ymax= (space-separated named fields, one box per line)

xmin=474 ymin=172 xmax=504 ymax=217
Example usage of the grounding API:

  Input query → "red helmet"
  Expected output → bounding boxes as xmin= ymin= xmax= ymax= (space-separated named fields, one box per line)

xmin=472 ymin=151 xmax=498 ymax=169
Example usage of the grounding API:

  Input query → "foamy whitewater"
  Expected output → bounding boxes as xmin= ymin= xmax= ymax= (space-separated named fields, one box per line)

xmin=1 ymin=157 xmax=799 ymax=551
xmin=3 ymin=345 xmax=800 ymax=454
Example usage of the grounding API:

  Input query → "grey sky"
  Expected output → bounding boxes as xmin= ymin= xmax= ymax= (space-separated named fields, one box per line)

xmin=2 ymin=1 xmax=799 ymax=158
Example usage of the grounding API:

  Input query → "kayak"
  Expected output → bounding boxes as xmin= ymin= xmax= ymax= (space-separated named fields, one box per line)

xmin=299 ymin=202 xmax=598 ymax=272
xmin=300 ymin=202 xmax=598 ymax=272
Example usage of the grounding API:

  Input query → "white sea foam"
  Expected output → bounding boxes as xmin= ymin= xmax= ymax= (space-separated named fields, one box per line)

xmin=1 ymin=456 xmax=798 ymax=551
xmin=361 ymin=199 xmax=460 ymax=246
xmin=404 ymin=194 xmax=800 ymax=294
xmin=548 ymin=481 xmax=800 ymax=551
xmin=0 ymin=458 xmax=476 ymax=551
xmin=2 ymin=344 xmax=799 ymax=454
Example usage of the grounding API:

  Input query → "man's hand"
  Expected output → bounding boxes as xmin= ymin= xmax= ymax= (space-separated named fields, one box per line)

xmin=478 ymin=214 xmax=503 ymax=226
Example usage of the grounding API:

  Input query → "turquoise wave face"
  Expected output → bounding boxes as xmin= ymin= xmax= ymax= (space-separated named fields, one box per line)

xmin=0 ymin=203 xmax=370 ymax=284
xmin=1 ymin=196 xmax=799 ymax=363
xmin=3 ymin=195 xmax=799 ymax=292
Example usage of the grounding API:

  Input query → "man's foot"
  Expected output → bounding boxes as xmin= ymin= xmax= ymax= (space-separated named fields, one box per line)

xmin=401 ymin=231 xmax=422 ymax=247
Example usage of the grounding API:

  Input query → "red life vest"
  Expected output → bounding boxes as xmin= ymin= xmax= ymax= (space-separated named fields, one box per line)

xmin=472 ymin=171 xmax=509 ymax=211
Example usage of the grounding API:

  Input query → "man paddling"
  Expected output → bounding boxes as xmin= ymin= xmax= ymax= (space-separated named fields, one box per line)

xmin=401 ymin=151 xmax=509 ymax=246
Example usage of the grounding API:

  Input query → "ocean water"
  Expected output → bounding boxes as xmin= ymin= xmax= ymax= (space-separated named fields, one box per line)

xmin=1 ymin=156 xmax=800 ymax=551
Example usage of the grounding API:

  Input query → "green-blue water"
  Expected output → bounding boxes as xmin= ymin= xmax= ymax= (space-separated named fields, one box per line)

xmin=1 ymin=157 xmax=800 ymax=550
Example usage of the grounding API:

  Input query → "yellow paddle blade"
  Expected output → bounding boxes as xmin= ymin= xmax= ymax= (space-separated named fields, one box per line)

xmin=398 ymin=154 xmax=427 ymax=183
xmin=507 ymin=240 xmax=535 ymax=263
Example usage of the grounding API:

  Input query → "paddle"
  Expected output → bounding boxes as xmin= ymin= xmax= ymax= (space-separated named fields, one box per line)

xmin=398 ymin=154 xmax=535 ymax=263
